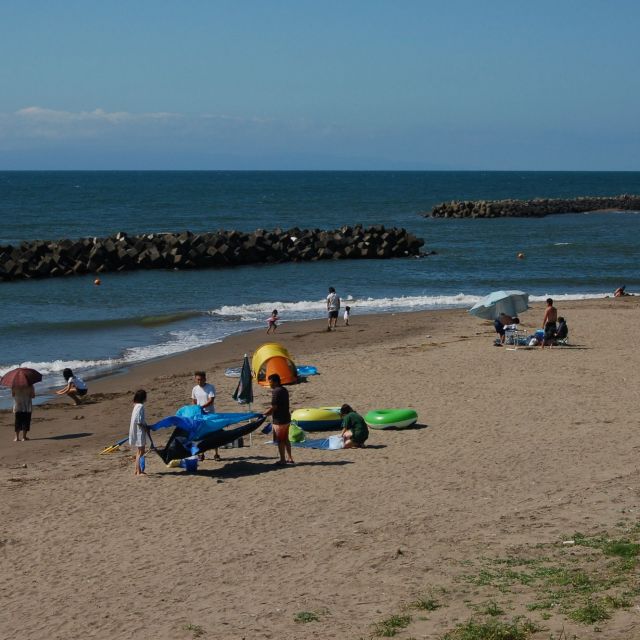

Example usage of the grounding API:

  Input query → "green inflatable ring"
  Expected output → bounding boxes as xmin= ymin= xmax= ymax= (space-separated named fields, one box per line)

xmin=364 ymin=408 xmax=418 ymax=430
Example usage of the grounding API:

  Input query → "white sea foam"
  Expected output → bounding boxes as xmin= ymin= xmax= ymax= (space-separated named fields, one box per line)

xmin=528 ymin=293 xmax=608 ymax=302
xmin=122 ymin=329 xmax=223 ymax=362
xmin=211 ymin=291 xmax=610 ymax=318
xmin=1 ymin=333 xmax=227 ymax=381
xmin=0 ymin=359 xmax=117 ymax=377
xmin=212 ymin=293 xmax=482 ymax=318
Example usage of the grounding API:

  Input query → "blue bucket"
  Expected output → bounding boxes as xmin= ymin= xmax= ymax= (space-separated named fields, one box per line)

xmin=180 ymin=457 xmax=198 ymax=472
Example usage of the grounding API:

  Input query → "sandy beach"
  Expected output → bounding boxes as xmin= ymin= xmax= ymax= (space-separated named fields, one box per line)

xmin=3 ymin=297 xmax=640 ymax=640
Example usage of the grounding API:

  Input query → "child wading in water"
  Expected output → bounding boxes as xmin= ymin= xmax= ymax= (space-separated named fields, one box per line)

xmin=129 ymin=389 xmax=149 ymax=476
xmin=267 ymin=309 xmax=278 ymax=334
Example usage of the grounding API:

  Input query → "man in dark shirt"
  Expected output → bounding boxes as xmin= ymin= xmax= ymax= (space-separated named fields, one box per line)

xmin=263 ymin=373 xmax=294 ymax=465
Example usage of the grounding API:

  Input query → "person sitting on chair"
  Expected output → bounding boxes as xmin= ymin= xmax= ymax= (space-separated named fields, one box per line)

xmin=494 ymin=313 xmax=518 ymax=345
xmin=555 ymin=317 xmax=568 ymax=344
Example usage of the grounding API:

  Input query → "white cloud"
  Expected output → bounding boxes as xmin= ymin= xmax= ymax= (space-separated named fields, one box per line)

xmin=0 ymin=106 xmax=185 ymax=144
xmin=0 ymin=105 xmax=350 ymax=163
xmin=15 ymin=106 xmax=178 ymax=125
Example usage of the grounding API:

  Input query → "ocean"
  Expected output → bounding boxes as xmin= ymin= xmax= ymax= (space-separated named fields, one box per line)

xmin=1 ymin=170 xmax=640 ymax=407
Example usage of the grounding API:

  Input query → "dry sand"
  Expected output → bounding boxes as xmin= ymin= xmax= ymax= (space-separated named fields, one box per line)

xmin=2 ymin=297 xmax=640 ymax=639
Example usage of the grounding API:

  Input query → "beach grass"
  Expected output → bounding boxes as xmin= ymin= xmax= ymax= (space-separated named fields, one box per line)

xmin=475 ymin=600 xmax=506 ymax=617
xmin=371 ymin=613 xmax=412 ymax=637
xmin=374 ymin=524 xmax=640 ymax=638
xmin=441 ymin=616 xmax=541 ymax=640
xmin=293 ymin=610 xmax=321 ymax=624
xmin=183 ymin=623 xmax=205 ymax=638
xmin=407 ymin=594 xmax=442 ymax=612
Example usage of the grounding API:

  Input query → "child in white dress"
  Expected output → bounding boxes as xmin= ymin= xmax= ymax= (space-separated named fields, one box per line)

xmin=128 ymin=389 xmax=148 ymax=476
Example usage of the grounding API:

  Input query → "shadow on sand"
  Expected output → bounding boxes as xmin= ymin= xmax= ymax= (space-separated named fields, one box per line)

xmin=153 ymin=455 xmax=353 ymax=480
xmin=32 ymin=432 xmax=93 ymax=441
xmin=370 ymin=423 xmax=428 ymax=432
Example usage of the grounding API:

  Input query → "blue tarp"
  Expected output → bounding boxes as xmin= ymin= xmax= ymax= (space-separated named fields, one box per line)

xmin=150 ymin=405 xmax=262 ymax=441
xmin=296 ymin=365 xmax=319 ymax=377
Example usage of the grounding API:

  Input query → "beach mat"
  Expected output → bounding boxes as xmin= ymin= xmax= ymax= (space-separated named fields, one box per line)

xmin=226 ymin=364 xmax=319 ymax=378
xmin=296 ymin=365 xmax=319 ymax=377
xmin=293 ymin=435 xmax=344 ymax=450
xmin=265 ymin=435 xmax=343 ymax=449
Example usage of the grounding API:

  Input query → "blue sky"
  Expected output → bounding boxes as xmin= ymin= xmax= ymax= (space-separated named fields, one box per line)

xmin=1 ymin=0 xmax=639 ymax=170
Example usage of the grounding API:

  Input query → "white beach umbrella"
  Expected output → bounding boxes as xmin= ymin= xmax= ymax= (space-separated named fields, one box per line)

xmin=468 ymin=290 xmax=529 ymax=321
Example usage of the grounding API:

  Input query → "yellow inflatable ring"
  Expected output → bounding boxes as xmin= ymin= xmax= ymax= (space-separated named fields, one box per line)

xmin=290 ymin=407 xmax=342 ymax=431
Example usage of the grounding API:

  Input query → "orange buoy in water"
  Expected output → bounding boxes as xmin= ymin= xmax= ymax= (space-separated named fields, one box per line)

xmin=517 ymin=252 xmax=525 ymax=259
xmin=94 ymin=278 xmax=101 ymax=286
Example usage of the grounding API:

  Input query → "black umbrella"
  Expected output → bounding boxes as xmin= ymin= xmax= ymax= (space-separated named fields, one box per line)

xmin=232 ymin=354 xmax=254 ymax=447
xmin=232 ymin=354 xmax=253 ymax=405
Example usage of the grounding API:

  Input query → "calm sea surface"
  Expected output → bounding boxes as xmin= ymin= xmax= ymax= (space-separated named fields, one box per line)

xmin=1 ymin=171 xmax=639 ymax=406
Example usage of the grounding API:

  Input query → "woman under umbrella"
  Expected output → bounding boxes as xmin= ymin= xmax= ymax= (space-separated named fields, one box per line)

xmin=0 ymin=368 xmax=42 ymax=442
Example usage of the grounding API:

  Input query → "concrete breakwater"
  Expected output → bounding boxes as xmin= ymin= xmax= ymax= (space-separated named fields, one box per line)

xmin=427 ymin=194 xmax=640 ymax=218
xmin=0 ymin=225 xmax=424 ymax=282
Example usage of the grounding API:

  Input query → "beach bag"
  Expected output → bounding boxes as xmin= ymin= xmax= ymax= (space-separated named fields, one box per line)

xmin=289 ymin=421 xmax=306 ymax=443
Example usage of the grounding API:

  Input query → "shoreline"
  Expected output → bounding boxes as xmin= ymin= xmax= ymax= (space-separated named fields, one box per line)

xmin=0 ymin=293 xmax=623 ymax=407
xmin=0 ymin=290 xmax=618 ymax=412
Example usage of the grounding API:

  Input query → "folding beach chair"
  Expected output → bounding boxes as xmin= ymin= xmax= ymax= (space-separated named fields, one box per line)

xmin=504 ymin=324 xmax=527 ymax=350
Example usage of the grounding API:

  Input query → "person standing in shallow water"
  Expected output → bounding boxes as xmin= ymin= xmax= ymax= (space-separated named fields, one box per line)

xmin=326 ymin=286 xmax=340 ymax=331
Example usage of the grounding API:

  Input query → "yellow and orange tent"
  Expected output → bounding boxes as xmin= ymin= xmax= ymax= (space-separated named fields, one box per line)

xmin=252 ymin=343 xmax=298 ymax=386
